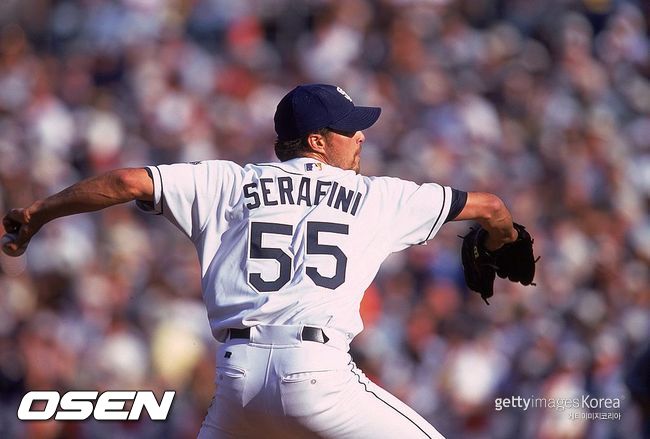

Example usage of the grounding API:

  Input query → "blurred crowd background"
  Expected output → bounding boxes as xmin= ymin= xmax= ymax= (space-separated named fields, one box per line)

xmin=0 ymin=0 xmax=649 ymax=438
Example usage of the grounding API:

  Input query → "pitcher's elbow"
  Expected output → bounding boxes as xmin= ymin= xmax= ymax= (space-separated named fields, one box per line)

xmin=110 ymin=169 xmax=147 ymax=201
xmin=478 ymin=193 xmax=505 ymax=221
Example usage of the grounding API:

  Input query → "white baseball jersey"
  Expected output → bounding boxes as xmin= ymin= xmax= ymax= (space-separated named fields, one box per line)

xmin=139 ymin=157 xmax=453 ymax=343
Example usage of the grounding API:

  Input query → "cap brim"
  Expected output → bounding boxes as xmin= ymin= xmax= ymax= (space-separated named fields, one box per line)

xmin=328 ymin=106 xmax=381 ymax=133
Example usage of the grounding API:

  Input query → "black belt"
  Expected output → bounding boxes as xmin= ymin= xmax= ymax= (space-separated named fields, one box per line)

xmin=228 ymin=326 xmax=330 ymax=344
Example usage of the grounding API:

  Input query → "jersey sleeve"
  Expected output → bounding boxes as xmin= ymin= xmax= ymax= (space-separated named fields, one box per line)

xmin=375 ymin=177 xmax=453 ymax=252
xmin=136 ymin=160 xmax=244 ymax=240
xmin=444 ymin=188 xmax=468 ymax=223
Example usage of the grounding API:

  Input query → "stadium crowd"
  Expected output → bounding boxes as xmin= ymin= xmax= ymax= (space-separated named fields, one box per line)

xmin=0 ymin=0 xmax=648 ymax=437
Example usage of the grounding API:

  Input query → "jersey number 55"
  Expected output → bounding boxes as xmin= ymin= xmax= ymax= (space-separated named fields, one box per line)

xmin=247 ymin=221 xmax=349 ymax=292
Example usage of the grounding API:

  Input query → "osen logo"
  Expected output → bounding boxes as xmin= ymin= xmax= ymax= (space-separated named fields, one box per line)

xmin=17 ymin=390 xmax=175 ymax=421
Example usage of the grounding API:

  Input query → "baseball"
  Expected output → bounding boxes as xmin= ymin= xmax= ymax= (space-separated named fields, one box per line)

xmin=1 ymin=233 xmax=26 ymax=256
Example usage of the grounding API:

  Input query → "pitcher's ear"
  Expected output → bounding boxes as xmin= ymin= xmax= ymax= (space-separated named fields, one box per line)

xmin=306 ymin=133 xmax=327 ymax=153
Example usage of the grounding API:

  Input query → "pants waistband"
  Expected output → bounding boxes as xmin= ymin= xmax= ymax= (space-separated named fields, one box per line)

xmin=229 ymin=326 xmax=330 ymax=344
xmin=225 ymin=324 xmax=350 ymax=351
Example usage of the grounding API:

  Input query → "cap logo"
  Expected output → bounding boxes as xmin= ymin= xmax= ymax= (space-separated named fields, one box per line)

xmin=336 ymin=87 xmax=353 ymax=103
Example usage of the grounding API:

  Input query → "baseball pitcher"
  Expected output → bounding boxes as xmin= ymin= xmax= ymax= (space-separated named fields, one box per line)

xmin=2 ymin=84 xmax=536 ymax=438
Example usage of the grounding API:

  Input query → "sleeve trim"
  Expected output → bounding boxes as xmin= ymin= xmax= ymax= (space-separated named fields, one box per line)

xmin=444 ymin=188 xmax=468 ymax=223
xmin=154 ymin=165 xmax=164 ymax=215
xmin=419 ymin=184 xmax=448 ymax=244
xmin=135 ymin=166 xmax=163 ymax=215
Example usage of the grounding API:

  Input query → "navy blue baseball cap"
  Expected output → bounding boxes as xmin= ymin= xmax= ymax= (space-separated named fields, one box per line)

xmin=274 ymin=84 xmax=381 ymax=141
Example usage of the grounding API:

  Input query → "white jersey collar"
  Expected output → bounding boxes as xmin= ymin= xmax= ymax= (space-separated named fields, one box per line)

xmin=262 ymin=157 xmax=346 ymax=176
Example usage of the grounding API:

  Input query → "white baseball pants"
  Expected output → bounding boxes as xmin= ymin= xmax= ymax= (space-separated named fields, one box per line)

xmin=198 ymin=325 xmax=444 ymax=439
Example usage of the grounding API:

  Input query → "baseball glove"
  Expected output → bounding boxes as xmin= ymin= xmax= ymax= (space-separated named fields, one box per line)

xmin=460 ymin=223 xmax=538 ymax=304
